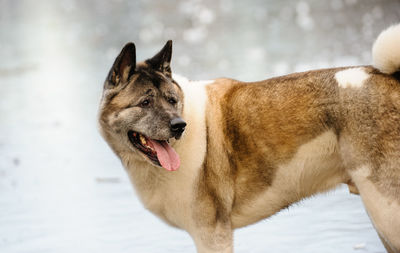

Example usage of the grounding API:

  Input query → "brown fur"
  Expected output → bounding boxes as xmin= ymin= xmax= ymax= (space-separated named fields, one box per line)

xmin=339 ymin=67 xmax=400 ymax=201
xmin=196 ymin=69 xmax=344 ymax=226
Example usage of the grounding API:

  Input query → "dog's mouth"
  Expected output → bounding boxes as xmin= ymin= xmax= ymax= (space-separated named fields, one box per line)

xmin=127 ymin=131 xmax=180 ymax=171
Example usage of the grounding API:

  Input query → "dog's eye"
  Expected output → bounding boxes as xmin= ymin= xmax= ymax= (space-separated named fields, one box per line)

xmin=140 ymin=99 xmax=151 ymax=107
xmin=168 ymin=98 xmax=177 ymax=105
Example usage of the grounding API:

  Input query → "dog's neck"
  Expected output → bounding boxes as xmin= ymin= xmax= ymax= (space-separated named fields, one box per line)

xmin=120 ymin=74 xmax=211 ymax=228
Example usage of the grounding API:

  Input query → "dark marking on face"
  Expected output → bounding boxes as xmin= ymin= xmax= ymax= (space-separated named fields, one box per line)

xmin=135 ymin=65 xmax=164 ymax=88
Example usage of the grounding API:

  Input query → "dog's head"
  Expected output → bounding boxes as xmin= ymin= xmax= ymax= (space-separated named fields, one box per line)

xmin=98 ymin=41 xmax=185 ymax=171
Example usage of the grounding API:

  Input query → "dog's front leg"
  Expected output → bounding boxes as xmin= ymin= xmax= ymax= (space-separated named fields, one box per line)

xmin=189 ymin=164 xmax=235 ymax=252
xmin=190 ymin=221 xmax=233 ymax=253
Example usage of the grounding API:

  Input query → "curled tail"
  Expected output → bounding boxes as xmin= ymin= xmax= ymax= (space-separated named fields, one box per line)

xmin=372 ymin=24 xmax=400 ymax=74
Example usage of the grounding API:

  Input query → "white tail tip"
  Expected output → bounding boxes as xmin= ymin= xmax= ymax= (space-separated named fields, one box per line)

xmin=372 ymin=24 xmax=400 ymax=74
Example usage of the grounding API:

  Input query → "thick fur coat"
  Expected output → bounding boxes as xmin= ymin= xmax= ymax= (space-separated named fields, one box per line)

xmin=99 ymin=24 xmax=400 ymax=252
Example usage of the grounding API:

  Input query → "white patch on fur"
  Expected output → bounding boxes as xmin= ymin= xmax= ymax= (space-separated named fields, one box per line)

xmin=172 ymin=73 xmax=213 ymax=174
xmin=335 ymin=68 xmax=369 ymax=88
xmin=372 ymin=23 xmax=400 ymax=74
xmin=232 ymin=131 xmax=345 ymax=228
xmin=349 ymin=166 xmax=400 ymax=251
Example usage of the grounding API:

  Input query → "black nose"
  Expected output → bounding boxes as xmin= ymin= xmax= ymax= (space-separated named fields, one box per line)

xmin=170 ymin=117 xmax=186 ymax=134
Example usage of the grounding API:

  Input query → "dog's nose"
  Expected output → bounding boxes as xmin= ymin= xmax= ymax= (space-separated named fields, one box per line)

xmin=170 ymin=117 xmax=186 ymax=134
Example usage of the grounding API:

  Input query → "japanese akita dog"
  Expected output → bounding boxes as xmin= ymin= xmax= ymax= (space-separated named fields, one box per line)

xmin=98 ymin=24 xmax=400 ymax=253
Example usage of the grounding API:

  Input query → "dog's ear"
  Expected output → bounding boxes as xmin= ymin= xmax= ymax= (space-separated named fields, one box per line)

xmin=105 ymin=42 xmax=136 ymax=88
xmin=147 ymin=40 xmax=172 ymax=77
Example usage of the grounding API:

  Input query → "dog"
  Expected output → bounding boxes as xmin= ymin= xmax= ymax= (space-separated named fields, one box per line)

xmin=98 ymin=24 xmax=400 ymax=253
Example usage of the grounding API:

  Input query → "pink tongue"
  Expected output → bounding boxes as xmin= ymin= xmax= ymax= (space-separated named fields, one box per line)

xmin=148 ymin=140 xmax=180 ymax=171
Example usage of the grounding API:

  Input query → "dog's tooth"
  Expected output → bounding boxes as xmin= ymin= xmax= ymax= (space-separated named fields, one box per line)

xmin=140 ymin=135 xmax=146 ymax=145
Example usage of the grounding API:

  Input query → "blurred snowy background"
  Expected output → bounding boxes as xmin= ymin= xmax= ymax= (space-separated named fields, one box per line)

xmin=0 ymin=0 xmax=399 ymax=252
